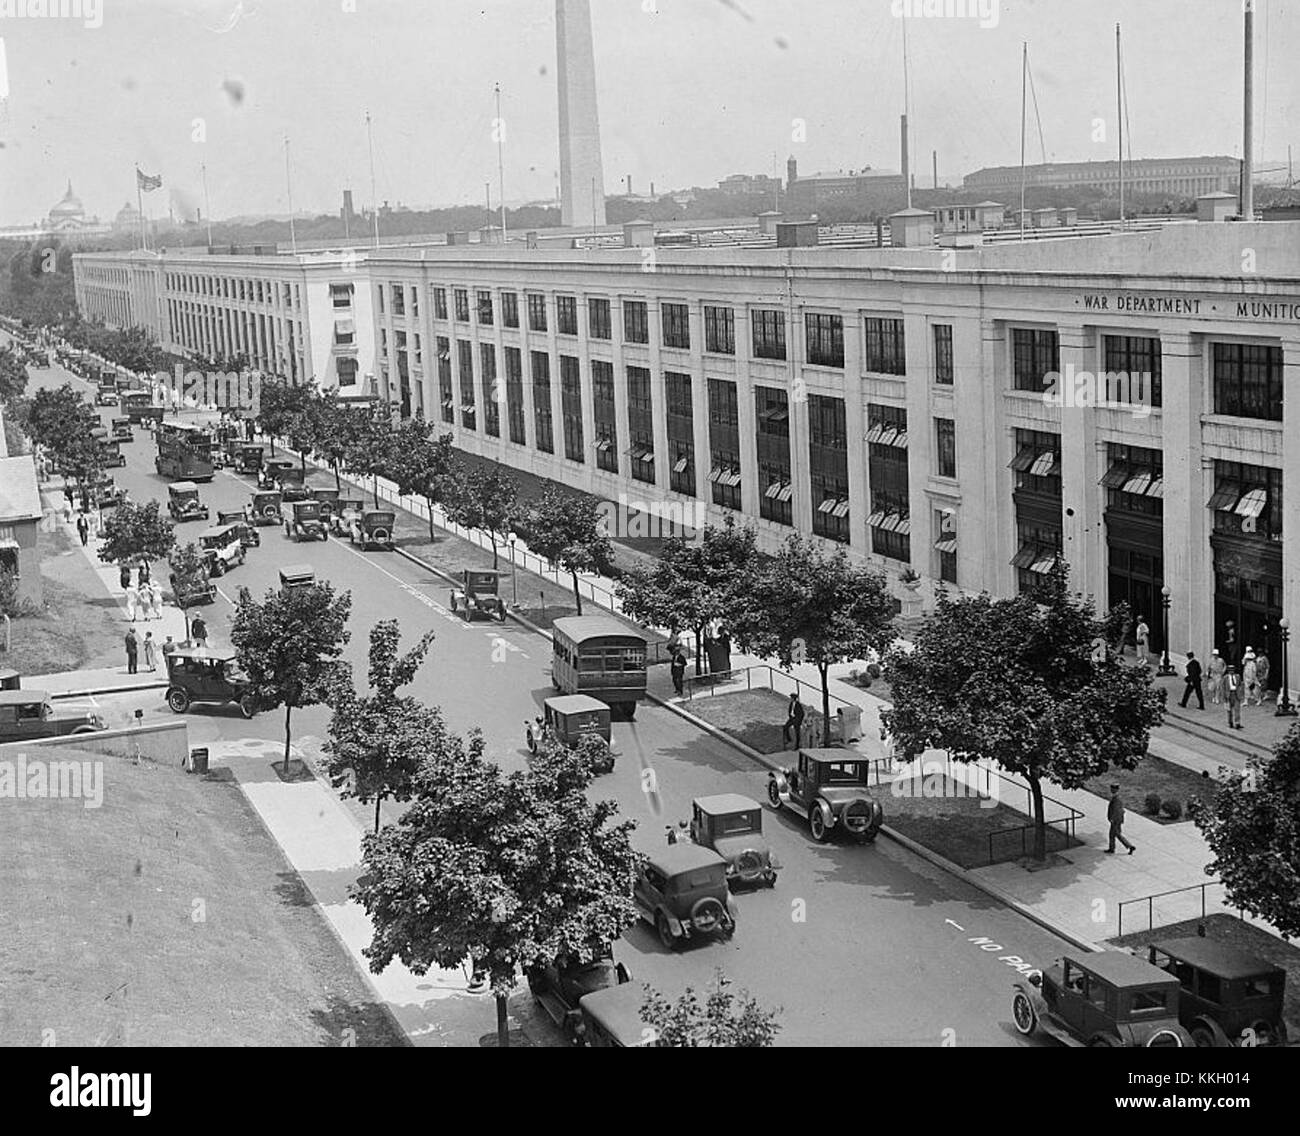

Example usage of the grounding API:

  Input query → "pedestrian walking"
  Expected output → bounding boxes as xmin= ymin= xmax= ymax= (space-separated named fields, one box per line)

xmin=1242 ymin=648 xmax=1259 ymax=706
xmin=124 ymin=628 xmax=139 ymax=675
xmin=1134 ymin=616 xmax=1151 ymax=660
xmin=670 ymin=648 xmax=687 ymax=696
xmin=1179 ymin=651 xmax=1205 ymax=710
xmin=75 ymin=513 xmax=89 ymax=547
xmin=190 ymin=614 xmax=208 ymax=648
xmin=1224 ymin=664 xmax=1244 ymax=729
xmin=1207 ymin=649 xmax=1226 ymax=704
xmin=119 ymin=563 xmax=132 ymax=590
xmin=162 ymin=635 xmax=177 ymax=660
xmin=1255 ymin=649 xmax=1271 ymax=703
xmin=143 ymin=632 xmax=157 ymax=672
xmin=124 ymin=583 xmax=139 ymax=622
xmin=62 ymin=484 xmax=74 ymax=512
xmin=782 ymin=691 xmax=805 ymax=750
xmin=137 ymin=560 xmax=150 ymax=587
xmin=1105 ymin=784 xmax=1136 ymax=854
xmin=150 ymin=581 xmax=164 ymax=621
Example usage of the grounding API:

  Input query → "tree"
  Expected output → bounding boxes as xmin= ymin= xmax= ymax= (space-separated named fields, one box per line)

xmin=616 ymin=517 xmax=760 ymax=676
xmin=231 ymin=580 xmax=352 ymax=771
xmin=305 ymin=391 xmax=357 ymax=491
xmin=520 ymin=487 xmax=614 ymax=615
xmin=640 ymin=971 xmax=781 ymax=1047
xmin=1189 ymin=726 xmax=1300 ymax=939
xmin=166 ymin=543 xmax=211 ymax=639
xmin=388 ymin=419 xmax=456 ymax=540
xmin=343 ymin=405 xmax=397 ymax=507
xmin=324 ymin=620 xmax=438 ymax=833
xmin=24 ymin=385 xmax=105 ymax=507
xmin=882 ymin=563 xmax=1166 ymax=860
xmin=0 ymin=345 xmax=28 ymax=402
xmin=98 ymin=499 xmax=175 ymax=568
xmin=353 ymin=728 xmax=640 ymax=1048
xmin=254 ymin=376 xmax=312 ymax=458
xmin=730 ymin=533 xmax=895 ymax=733
xmin=444 ymin=463 xmax=517 ymax=568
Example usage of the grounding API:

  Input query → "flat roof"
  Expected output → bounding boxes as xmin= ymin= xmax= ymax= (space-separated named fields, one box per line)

xmin=694 ymin=793 xmax=762 ymax=815
xmin=1152 ymin=937 xmax=1284 ymax=980
xmin=552 ymin=616 xmax=647 ymax=644
xmin=168 ymin=481 xmax=199 ymax=491
xmin=645 ymin=842 xmax=726 ymax=875
xmin=1065 ymin=950 xmax=1178 ymax=987
xmin=798 ymin=747 xmax=868 ymax=764
xmin=279 ymin=563 xmax=314 ymax=576
xmin=545 ymin=694 xmax=608 ymax=714
xmin=0 ymin=689 xmax=49 ymax=705
xmin=0 ymin=456 xmax=42 ymax=523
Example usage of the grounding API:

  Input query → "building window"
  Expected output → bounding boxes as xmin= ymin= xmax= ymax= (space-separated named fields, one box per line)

xmin=531 ymin=351 xmax=553 ymax=453
xmin=935 ymin=417 xmax=956 ymax=478
xmin=588 ymin=297 xmax=611 ymax=340
xmin=437 ymin=336 xmax=454 ymax=425
xmin=377 ymin=285 xmax=384 ymax=315
xmin=1009 ymin=427 xmax=1062 ymax=498
xmin=933 ymin=323 xmax=954 ymax=384
xmin=665 ymin=371 xmax=695 ymax=497
xmin=1212 ymin=342 xmax=1282 ymax=422
xmin=337 ymin=357 xmax=358 ymax=387
xmin=1012 ymin=327 xmax=1059 ymax=393
xmin=756 ymin=386 xmax=792 ymax=526
xmin=1103 ymin=335 xmax=1162 ymax=409
xmin=556 ymin=295 xmax=578 ymax=336
xmin=934 ymin=508 xmax=957 ymax=584
xmin=481 ymin=343 xmax=500 ymax=438
xmin=504 ymin=346 xmax=526 ymax=445
xmin=704 ymin=306 xmax=735 ymax=355
xmin=662 ymin=302 xmax=690 ymax=350
xmin=502 ymin=291 xmax=520 ymax=329
xmin=623 ymin=300 xmax=649 ymax=344
xmin=477 ymin=290 xmax=494 ymax=326
xmin=864 ymin=317 xmax=906 ymax=375
xmin=809 ymin=394 xmax=849 ymax=543
xmin=868 ymin=404 xmax=910 ymax=561
xmin=707 ymin=378 xmax=741 ymax=510
xmin=1102 ymin=443 xmax=1164 ymax=518
xmin=453 ymin=288 xmax=470 ymax=322
xmin=433 ymin=286 xmax=448 ymax=320
xmin=752 ymin=308 xmax=787 ymax=361
xmin=330 ymin=282 xmax=354 ymax=309
xmin=1209 ymin=460 xmax=1282 ymax=543
xmin=527 ymin=293 xmax=548 ymax=332
xmin=592 ymin=359 xmax=618 ymax=474
xmin=1014 ymin=521 xmax=1063 ymax=596
xmin=410 ymin=287 xmax=419 ymax=318
xmin=457 ymin=339 xmax=476 ymax=430
xmin=560 ymin=355 xmax=584 ymax=462
xmin=626 ymin=366 xmax=655 ymax=484
xmin=805 ymin=312 xmax=844 ymax=368
xmin=392 ymin=285 xmax=405 ymax=316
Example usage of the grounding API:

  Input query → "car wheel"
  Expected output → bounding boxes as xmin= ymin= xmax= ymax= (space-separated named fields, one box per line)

xmin=767 ymin=779 xmax=782 ymax=808
xmin=656 ymin=912 xmax=677 ymax=950
xmin=1012 ymin=990 xmax=1037 ymax=1036
xmin=168 ymin=689 xmax=191 ymax=713
xmin=72 ymin=724 xmax=99 ymax=734
xmin=1190 ymin=1024 xmax=1217 ymax=1048
xmin=238 ymin=694 xmax=257 ymax=720
xmin=690 ymin=897 xmax=726 ymax=937
xmin=809 ymin=807 xmax=829 ymax=843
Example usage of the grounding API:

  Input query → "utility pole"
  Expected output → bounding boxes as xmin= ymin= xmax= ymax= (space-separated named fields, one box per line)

xmin=494 ymin=82 xmax=508 ymax=242
xmin=201 ymin=162 xmax=213 ymax=247
xmin=284 ymin=136 xmax=297 ymax=253
xmin=1116 ymin=25 xmax=1125 ymax=230
xmin=367 ymin=110 xmax=381 ymax=248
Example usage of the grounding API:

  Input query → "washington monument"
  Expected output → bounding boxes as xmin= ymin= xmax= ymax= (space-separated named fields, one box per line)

xmin=556 ymin=0 xmax=607 ymax=228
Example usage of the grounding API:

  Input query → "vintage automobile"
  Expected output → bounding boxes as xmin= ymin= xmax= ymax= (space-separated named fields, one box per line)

xmin=198 ymin=522 xmax=248 ymax=576
xmin=0 ymin=689 xmax=106 ymax=744
xmin=767 ymin=747 xmax=884 ymax=844
xmin=285 ymin=499 xmax=328 ymax=542
xmin=91 ymin=477 xmax=128 ymax=509
xmin=1012 ymin=951 xmax=1194 ymax=1047
xmin=526 ymin=944 xmax=632 ymax=1045
xmin=350 ymin=509 xmax=396 ymax=551
xmin=110 ymin=417 xmax=133 ymax=443
xmin=633 ymin=843 xmax=738 ymax=950
xmin=687 ymin=794 xmax=778 ymax=889
xmin=167 ymin=481 xmax=209 ymax=523
xmin=165 ymin=648 xmax=257 ymax=718
xmin=309 ymin=487 xmax=341 ymax=523
xmin=249 ymin=490 xmax=283 ymax=526
xmin=575 ymin=983 xmax=656 ymax=1048
xmin=95 ymin=376 xmax=119 ymax=406
xmin=233 ymin=444 xmax=265 ymax=476
xmin=449 ymin=569 xmax=506 ymax=622
xmin=279 ymin=564 xmax=315 ymax=589
xmin=274 ymin=466 xmax=309 ymax=502
xmin=91 ymin=428 xmax=127 ymax=468
xmin=217 ymin=510 xmax=261 ymax=549
xmin=257 ymin=458 xmax=294 ymax=491
xmin=1147 ymin=938 xmax=1289 ymax=1047
xmin=0 ymin=668 xmax=20 ymax=691
xmin=330 ymin=496 xmax=366 ymax=537
xmin=524 ymin=694 xmax=618 ymax=773
xmin=169 ymin=567 xmax=216 ymax=608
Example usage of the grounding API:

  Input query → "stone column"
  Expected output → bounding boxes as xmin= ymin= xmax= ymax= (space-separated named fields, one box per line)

xmin=1058 ymin=322 xmax=1105 ymax=603
xmin=1282 ymin=336 xmax=1300 ymax=702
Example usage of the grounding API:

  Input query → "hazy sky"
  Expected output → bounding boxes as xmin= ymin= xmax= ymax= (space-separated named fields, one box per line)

xmin=0 ymin=0 xmax=1295 ymax=225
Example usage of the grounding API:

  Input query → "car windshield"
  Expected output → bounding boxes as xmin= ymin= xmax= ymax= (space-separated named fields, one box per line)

xmin=673 ymin=867 xmax=724 ymax=892
xmin=717 ymin=812 xmax=757 ymax=834
xmin=1128 ymin=988 xmax=1170 ymax=1015
xmin=823 ymin=761 xmax=868 ymax=784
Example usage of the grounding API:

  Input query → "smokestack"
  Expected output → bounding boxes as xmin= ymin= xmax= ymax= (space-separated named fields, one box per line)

xmin=900 ymin=114 xmax=910 ymax=207
xmin=626 ymin=174 xmax=632 ymax=195
xmin=933 ymin=150 xmax=938 ymax=190
xmin=556 ymin=0 xmax=608 ymax=227
xmin=1242 ymin=3 xmax=1254 ymax=219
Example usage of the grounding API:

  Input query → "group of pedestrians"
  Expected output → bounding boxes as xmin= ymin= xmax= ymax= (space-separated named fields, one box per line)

xmin=120 ymin=562 xmax=165 ymax=622
xmin=123 ymin=628 xmax=160 ymax=674
xmin=1176 ymin=641 xmax=1272 ymax=732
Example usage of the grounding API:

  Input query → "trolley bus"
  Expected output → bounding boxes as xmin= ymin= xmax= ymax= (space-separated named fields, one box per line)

xmin=155 ymin=420 xmax=215 ymax=482
xmin=550 ymin=616 xmax=648 ymax=717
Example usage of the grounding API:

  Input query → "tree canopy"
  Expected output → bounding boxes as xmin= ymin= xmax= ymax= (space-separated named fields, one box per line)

xmin=98 ymin=499 xmax=176 ymax=566
xmin=640 ymin=971 xmax=781 ymax=1047
xmin=520 ymin=486 xmax=614 ymax=615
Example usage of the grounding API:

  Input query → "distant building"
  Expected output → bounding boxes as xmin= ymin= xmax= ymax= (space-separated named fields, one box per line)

xmin=933 ymin=201 xmax=1006 ymax=233
xmin=113 ymin=200 xmax=142 ymax=232
xmin=717 ymin=173 xmax=782 ymax=197
xmin=44 ymin=181 xmax=109 ymax=235
xmin=964 ymin=156 xmax=1239 ymax=198
xmin=785 ymin=157 xmax=907 ymax=209
xmin=0 ymin=412 xmax=43 ymax=607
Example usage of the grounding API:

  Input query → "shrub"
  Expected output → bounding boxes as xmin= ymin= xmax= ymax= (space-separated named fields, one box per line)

xmin=1143 ymin=792 xmax=1162 ymax=815
xmin=867 ymin=662 xmax=883 ymax=679
xmin=1160 ymin=798 xmax=1183 ymax=820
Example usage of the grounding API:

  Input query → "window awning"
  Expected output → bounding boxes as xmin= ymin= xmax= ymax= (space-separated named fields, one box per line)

xmin=1011 ymin=543 xmax=1039 ymax=569
xmin=671 ymin=456 xmax=690 ymax=473
xmin=708 ymin=466 xmax=726 ymax=483
xmin=867 ymin=509 xmax=886 ymax=528
xmin=1121 ymin=472 xmax=1153 ymax=497
xmin=1207 ymin=484 xmax=1239 ymax=511
xmin=594 ymin=438 xmax=614 ymax=452
xmin=891 ymin=430 xmax=909 ymax=449
xmin=1030 ymin=552 xmax=1058 ymax=574
xmin=1235 ymin=487 xmax=1267 ymax=519
xmin=1145 ymin=477 xmax=1164 ymax=500
xmin=334 ymin=318 xmax=355 ymax=335
xmin=817 ymin=498 xmax=838 ymax=514
xmin=877 ymin=427 xmax=898 ymax=447
xmin=877 ymin=512 xmax=899 ymax=532
xmin=934 ymin=537 xmax=957 ymax=554
xmin=1009 ymin=444 xmax=1037 ymax=472
xmin=1029 ymin=451 xmax=1058 ymax=477
xmin=461 ymin=402 xmax=477 ymax=413
xmin=893 ymin=513 xmax=911 ymax=533
xmin=832 ymin=499 xmax=851 ymax=518
xmin=866 ymin=423 xmax=886 ymax=444
xmin=759 ymin=405 xmax=789 ymax=423
xmin=776 ymin=483 xmax=793 ymax=503
xmin=442 ymin=398 xmax=455 ymax=410
xmin=1100 ymin=461 xmax=1130 ymax=488
xmin=764 ymin=481 xmax=782 ymax=499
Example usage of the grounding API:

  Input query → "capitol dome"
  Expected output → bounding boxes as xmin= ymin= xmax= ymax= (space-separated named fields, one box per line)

xmin=49 ymin=181 xmax=85 ymax=221
xmin=114 ymin=200 xmax=142 ymax=229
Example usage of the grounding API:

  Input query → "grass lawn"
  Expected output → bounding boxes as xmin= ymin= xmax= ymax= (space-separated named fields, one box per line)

xmin=1083 ymin=753 xmax=1215 ymax=825
xmin=0 ymin=748 xmax=405 ymax=1047
xmin=1110 ymin=914 xmax=1300 ymax=1037
xmin=686 ymin=688 xmax=827 ymax=755
xmin=1 ymin=528 xmax=125 ymax=676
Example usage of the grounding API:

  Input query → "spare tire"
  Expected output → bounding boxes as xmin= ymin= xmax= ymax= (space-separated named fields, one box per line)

xmin=690 ymin=897 xmax=726 ymax=935
xmin=261 ymin=504 xmax=277 ymax=518
xmin=372 ymin=527 xmax=390 ymax=542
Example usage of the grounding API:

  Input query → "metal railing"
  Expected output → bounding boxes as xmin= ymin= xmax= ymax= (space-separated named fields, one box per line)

xmin=1116 ymin=880 xmax=1242 ymax=938
xmin=979 ymin=762 xmax=1086 ymax=866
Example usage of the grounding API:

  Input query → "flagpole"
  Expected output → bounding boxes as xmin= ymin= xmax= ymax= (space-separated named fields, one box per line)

xmin=136 ymin=171 xmax=146 ymax=251
xmin=494 ymin=82 xmax=507 ymax=242
xmin=201 ymin=162 xmax=213 ymax=247
xmin=284 ymin=136 xmax=297 ymax=254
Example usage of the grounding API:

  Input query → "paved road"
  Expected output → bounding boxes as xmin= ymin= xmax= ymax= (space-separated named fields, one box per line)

xmin=29 ymin=357 xmax=1075 ymax=1045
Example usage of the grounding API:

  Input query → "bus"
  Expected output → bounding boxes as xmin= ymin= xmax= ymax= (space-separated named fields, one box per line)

xmin=155 ymin=420 xmax=215 ymax=482
xmin=550 ymin=616 xmax=648 ymax=717
xmin=121 ymin=390 xmax=164 ymax=427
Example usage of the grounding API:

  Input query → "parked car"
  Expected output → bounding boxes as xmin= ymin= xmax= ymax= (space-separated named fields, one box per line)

xmin=249 ymin=490 xmax=283 ymax=526
xmin=526 ymin=943 xmax=632 ymax=1045
xmin=169 ymin=568 xmax=216 ymax=608
xmin=91 ymin=428 xmax=126 ymax=468
xmin=233 ymin=444 xmax=265 ymax=475
xmin=633 ymin=843 xmax=738 ymax=950
xmin=524 ymin=694 xmax=617 ymax=773
xmin=165 ymin=648 xmax=257 ymax=718
xmin=350 ymin=509 xmax=395 ymax=551
xmin=450 ymin=569 xmax=506 ymax=622
xmin=0 ymin=690 xmax=106 ymax=744
xmin=285 ymin=499 xmax=327 ymax=542
xmin=198 ymin=522 xmax=247 ymax=576
xmin=95 ymin=377 xmax=119 ymax=406
xmin=217 ymin=510 xmax=261 ymax=548
xmin=257 ymin=458 xmax=294 ymax=491
xmin=687 ymin=794 xmax=778 ymax=889
xmin=1147 ymin=938 xmax=1289 ymax=1047
xmin=309 ymin=487 xmax=340 ymax=523
xmin=279 ymin=564 xmax=315 ymax=589
xmin=330 ymin=496 xmax=365 ymax=536
xmin=91 ymin=477 xmax=128 ymax=509
xmin=1012 ymin=951 xmax=1193 ymax=1047
xmin=274 ymin=466 xmax=309 ymax=502
xmin=167 ymin=481 xmax=210 ymax=523
xmin=575 ymin=983 xmax=656 ymax=1048
xmin=767 ymin=747 xmax=884 ymax=844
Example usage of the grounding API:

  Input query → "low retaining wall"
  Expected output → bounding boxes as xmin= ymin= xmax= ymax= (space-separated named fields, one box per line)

xmin=18 ymin=720 xmax=189 ymax=764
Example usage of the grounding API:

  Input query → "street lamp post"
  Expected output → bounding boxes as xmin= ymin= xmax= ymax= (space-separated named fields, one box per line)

xmin=507 ymin=531 xmax=518 ymax=606
xmin=1157 ymin=584 xmax=1176 ymax=676
xmin=1276 ymin=618 xmax=1297 ymax=717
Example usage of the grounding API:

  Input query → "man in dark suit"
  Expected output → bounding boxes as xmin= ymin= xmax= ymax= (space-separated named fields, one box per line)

xmin=1179 ymin=650 xmax=1205 ymax=710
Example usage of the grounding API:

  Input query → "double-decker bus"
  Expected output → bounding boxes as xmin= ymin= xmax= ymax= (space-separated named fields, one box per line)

xmin=155 ymin=420 xmax=215 ymax=482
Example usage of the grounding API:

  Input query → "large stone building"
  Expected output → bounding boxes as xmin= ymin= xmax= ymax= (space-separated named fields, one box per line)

xmin=964 ymin=156 xmax=1240 ymax=199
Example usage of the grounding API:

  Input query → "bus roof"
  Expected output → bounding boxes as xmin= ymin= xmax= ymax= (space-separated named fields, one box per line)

xmin=552 ymin=616 xmax=647 ymax=646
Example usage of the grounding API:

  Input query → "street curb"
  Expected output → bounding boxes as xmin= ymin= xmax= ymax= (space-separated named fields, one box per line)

xmin=50 ymin=681 xmax=169 ymax=699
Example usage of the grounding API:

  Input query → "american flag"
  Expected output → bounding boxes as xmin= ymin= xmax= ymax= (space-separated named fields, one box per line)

xmin=136 ymin=168 xmax=162 ymax=192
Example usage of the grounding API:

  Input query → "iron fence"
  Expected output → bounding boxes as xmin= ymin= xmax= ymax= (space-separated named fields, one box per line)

xmin=1116 ymin=880 xmax=1243 ymax=938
